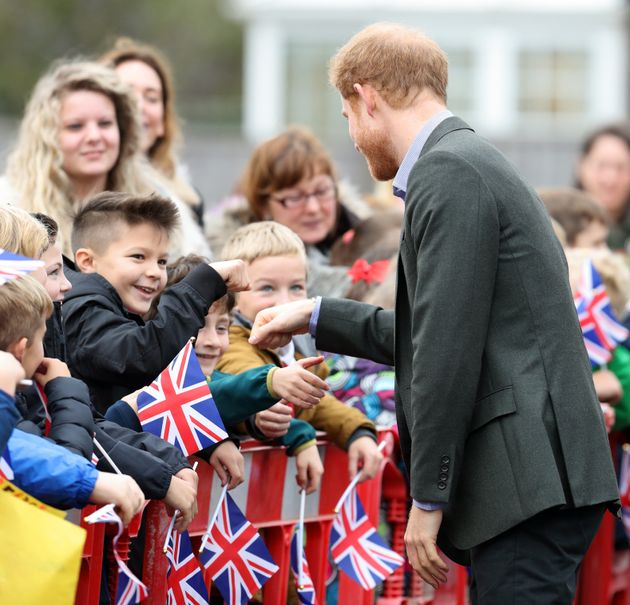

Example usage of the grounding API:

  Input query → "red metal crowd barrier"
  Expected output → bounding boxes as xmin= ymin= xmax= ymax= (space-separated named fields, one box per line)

xmin=75 ymin=429 xmax=470 ymax=604
xmin=574 ymin=432 xmax=630 ymax=605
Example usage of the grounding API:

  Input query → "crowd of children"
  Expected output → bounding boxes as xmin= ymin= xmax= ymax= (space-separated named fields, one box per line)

xmin=3 ymin=36 xmax=630 ymax=605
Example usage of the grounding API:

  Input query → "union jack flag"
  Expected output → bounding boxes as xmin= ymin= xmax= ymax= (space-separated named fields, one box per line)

xmin=116 ymin=566 xmax=149 ymax=605
xmin=85 ymin=504 xmax=149 ymax=604
xmin=620 ymin=445 xmax=630 ymax=539
xmin=137 ymin=341 xmax=228 ymax=456
xmin=199 ymin=491 xmax=278 ymax=605
xmin=330 ymin=487 xmax=403 ymax=590
xmin=574 ymin=260 xmax=629 ymax=367
xmin=165 ymin=530 xmax=209 ymax=605
xmin=290 ymin=529 xmax=317 ymax=605
xmin=0 ymin=447 xmax=13 ymax=480
xmin=0 ymin=249 xmax=44 ymax=286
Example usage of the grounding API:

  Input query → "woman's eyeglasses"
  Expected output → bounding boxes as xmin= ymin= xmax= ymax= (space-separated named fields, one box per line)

xmin=271 ymin=183 xmax=336 ymax=210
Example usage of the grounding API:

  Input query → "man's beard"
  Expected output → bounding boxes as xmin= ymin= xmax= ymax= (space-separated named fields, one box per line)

xmin=357 ymin=127 xmax=399 ymax=181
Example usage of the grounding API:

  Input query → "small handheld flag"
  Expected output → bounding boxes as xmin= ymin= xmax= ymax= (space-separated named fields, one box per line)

xmin=199 ymin=490 xmax=278 ymax=605
xmin=137 ymin=340 xmax=228 ymax=456
xmin=575 ymin=259 xmax=629 ymax=367
xmin=0 ymin=447 xmax=13 ymax=480
xmin=85 ymin=504 xmax=149 ymax=604
xmin=330 ymin=487 xmax=403 ymax=590
xmin=290 ymin=528 xmax=317 ymax=605
xmin=165 ymin=530 xmax=209 ymax=605
xmin=0 ymin=249 xmax=44 ymax=286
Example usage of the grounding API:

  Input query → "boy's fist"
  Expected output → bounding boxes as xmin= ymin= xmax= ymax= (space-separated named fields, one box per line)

xmin=90 ymin=472 xmax=144 ymax=526
xmin=254 ymin=402 xmax=292 ymax=439
xmin=210 ymin=440 xmax=245 ymax=490
xmin=34 ymin=357 xmax=71 ymax=387
xmin=0 ymin=350 xmax=26 ymax=396
xmin=295 ymin=445 xmax=324 ymax=494
xmin=209 ymin=260 xmax=250 ymax=292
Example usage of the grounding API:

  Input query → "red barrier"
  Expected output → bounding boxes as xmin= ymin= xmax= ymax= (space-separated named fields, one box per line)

xmin=78 ymin=429 xmax=470 ymax=604
xmin=574 ymin=432 xmax=630 ymax=605
xmin=74 ymin=505 xmax=105 ymax=605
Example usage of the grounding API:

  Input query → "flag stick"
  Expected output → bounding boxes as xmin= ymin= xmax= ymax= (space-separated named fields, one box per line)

xmin=84 ymin=502 xmax=116 ymax=523
xmin=163 ymin=461 xmax=198 ymax=553
xmin=298 ymin=488 xmax=306 ymax=588
xmin=199 ymin=483 xmax=229 ymax=553
xmin=93 ymin=437 xmax=123 ymax=475
xmin=163 ymin=512 xmax=178 ymax=554
xmin=334 ymin=440 xmax=386 ymax=513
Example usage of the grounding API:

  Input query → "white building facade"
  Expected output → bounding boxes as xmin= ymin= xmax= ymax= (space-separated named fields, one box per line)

xmin=226 ymin=0 xmax=628 ymax=187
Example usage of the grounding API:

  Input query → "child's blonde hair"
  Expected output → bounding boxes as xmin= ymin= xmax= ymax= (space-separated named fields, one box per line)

xmin=565 ymin=247 xmax=630 ymax=318
xmin=0 ymin=205 xmax=50 ymax=260
xmin=221 ymin=221 xmax=307 ymax=265
xmin=0 ymin=276 xmax=52 ymax=350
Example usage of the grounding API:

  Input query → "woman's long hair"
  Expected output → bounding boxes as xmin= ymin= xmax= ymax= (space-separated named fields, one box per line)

xmin=5 ymin=60 xmax=147 ymax=248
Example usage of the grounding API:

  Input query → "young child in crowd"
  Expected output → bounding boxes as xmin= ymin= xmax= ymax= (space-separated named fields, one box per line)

xmin=0 ymin=205 xmax=201 ymax=531
xmin=539 ymin=187 xmax=630 ymax=418
xmin=111 ymin=253 xmax=332 ymax=492
xmin=565 ymin=247 xmax=630 ymax=431
xmin=61 ymin=191 xmax=250 ymax=492
xmin=0 ymin=272 xmax=144 ymax=522
xmin=217 ymin=222 xmax=382 ymax=483
xmin=539 ymin=187 xmax=611 ymax=249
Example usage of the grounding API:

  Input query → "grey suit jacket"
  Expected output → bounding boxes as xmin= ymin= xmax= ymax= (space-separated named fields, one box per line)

xmin=316 ymin=117 xmax=619 ymax=564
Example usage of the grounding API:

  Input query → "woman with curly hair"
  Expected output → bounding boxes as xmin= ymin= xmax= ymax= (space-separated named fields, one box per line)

xmin=0 ymin=59 xmax=209 ymax=258
xmin=101 ymin=37 xmax=204 ymax=225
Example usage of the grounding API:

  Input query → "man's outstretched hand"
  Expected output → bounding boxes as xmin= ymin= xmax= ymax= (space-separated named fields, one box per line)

xmin=249 ymin=299 xmax=317 ymax=349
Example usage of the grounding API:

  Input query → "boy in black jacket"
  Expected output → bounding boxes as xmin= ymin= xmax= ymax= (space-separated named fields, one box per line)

xmin=62 ymin=192 xmax=249 ymax=496
xmin=0 ymin=208 xmax=204 ymax=526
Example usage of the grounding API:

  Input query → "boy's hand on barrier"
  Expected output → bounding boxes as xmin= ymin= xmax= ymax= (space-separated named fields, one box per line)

xmin=91 ymin=472 xmax=144 ymax=526
xmin=164 ymin=475 xmax=198 ymax=531
xmin=295 ymin=445 xmax=324 ymax=495
xmin=175 ymin=466 xmax=199 ymax=490
xmin=0 ymin=350 xmax=26 ymax=396
xmin=348 ymin=436 xmax=383 ymax=482
xmin=33 ymin=357 xmax=71 ymax=387
xmin=209 ymin=260 xmax=250 ymax=292
xmin=405 ymin=506 xmax=448 ymax=589
xmin=271 ymin=357 xmax=329 ymax=409
xmin=210 ymin=441 xmax=245 ymax=489
xmin=254 ymin=402 xmax=292 ymax=438
xmin=249 ymin=299 xmax=316 ymax=349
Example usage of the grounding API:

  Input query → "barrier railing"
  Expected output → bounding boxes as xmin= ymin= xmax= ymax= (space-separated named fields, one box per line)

xmin=574 ymin=431 xmax=630 ymax=605
xmin=76 ymin=430 xmax=470 ymax=604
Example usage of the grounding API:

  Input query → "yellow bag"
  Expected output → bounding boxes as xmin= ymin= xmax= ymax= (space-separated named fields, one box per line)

xmin=0 ymin=479 xmax=86 ymax=605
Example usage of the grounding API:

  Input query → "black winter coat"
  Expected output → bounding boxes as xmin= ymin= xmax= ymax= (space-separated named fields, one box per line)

xmin=62 ymin=263 xmax=227 ymax=412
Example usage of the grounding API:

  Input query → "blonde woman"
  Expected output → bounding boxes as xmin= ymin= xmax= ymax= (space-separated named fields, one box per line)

xmin=101 ymin=37 xmax=204 ymax=224
xmin=0 ymin=60 xmax=209 ymax=259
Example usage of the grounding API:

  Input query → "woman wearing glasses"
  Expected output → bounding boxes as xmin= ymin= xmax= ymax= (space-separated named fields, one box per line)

xmin=207 ymin=126 xmax=372 ymax=297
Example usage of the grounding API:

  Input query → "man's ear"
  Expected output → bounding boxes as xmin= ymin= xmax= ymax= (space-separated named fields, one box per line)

xmin=353 ymin=83 xmax=378 ymax=117
xmin=74 ymin=248 xmax=97 ymax=273
xmin=6 ymin=337 xmax=27 ymax=363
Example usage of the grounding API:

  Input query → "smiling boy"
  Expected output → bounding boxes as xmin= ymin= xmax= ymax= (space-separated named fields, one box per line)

xmin=62 ymin=191 xmax=248 ymax=412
